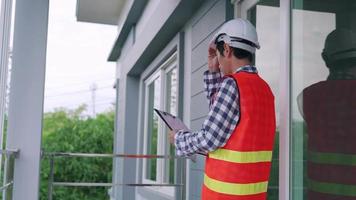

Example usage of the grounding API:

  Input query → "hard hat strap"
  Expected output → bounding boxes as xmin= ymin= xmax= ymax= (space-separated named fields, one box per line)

xmin=216 ymin=34 xmax=257 ymax=53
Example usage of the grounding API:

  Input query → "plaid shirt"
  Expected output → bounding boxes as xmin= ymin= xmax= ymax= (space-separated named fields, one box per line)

xmin=174 ymin=65 xmax=258 ymax=156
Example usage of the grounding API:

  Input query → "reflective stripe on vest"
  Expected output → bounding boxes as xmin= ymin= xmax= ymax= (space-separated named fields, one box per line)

xmin=309 ymin=179 xmax=356 ymax=197
xmin=302 ymin=81 xmax=356 ymax=199
xmin=209 ymin=149 xmax=273 ymax=163
xmin=308 ymin=151 xmax=356 ymax=166
xmin=308 ymin=151 xmax=356 ymax=197
xmin=204 ymin=174 xmax=268 ymax=196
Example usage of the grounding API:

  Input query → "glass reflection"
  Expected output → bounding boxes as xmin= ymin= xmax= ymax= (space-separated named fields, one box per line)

xmin=248 ymin=2 xmax=280 ymax=199
xmin=292 ymin=1 xmax=356 ymax=199
xmin=298 ymin=28 xmax=356 ymax=200
xmin=146 ymin=77 xmax=161 ymax=181
xmin=166 ymin=68 xmax=177 ymax=184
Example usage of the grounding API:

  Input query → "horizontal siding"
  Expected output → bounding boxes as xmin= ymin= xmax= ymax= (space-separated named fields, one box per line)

xmin=189 ymin=169 xmax=205 ymax=198
xmin=191 ymin=0 xmax=224 ymax=49
xmin=190 ymin=0 xmax=217 ymax=27
xmin=190 ymin=154 xmax=206 ymax=170
xmin=191 ymin=65 xmax=207 ymax=97
xmin=190 ymin=116 xmax=205 ymax=131
xmin=190 ymin=92 xmax=209 ymax=120
xmin=188 ymin=0 xmax=231 ymax=199
xmin=191 ymin=31 xmax=216 ymax=73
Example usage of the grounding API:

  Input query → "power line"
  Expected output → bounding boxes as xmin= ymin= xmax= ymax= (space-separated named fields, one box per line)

xmin=45 ymin=86 xmax=113 ymax=98
xmin=45 ymin=99 xmax=115 ymax=109
xmin=90 ymin=83 xmax=97 ymax=116
xmin=44 ymin=102 xmax=115 ymax=113
xmin=45 ymin=77 xmax=115 ymax=91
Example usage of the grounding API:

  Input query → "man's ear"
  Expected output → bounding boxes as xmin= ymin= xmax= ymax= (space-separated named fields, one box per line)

xmin=322 ymin=52 xmax=328 ymax=63
xmin=322 ymin=52 xmax=332 ymax=68
xmin=223 ymin=43 xmax=232 ymax=57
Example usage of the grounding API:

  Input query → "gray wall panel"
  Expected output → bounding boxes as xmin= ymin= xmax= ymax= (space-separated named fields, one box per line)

xmin=192 ymin=195 xmax=203 ymax=200
xmin=191 ymin=0 xmax=224 ymax=49
xmin=190 ymin=155 xmax=206 ymax=170
xmin=120 ymin=28 xmax=134 ymax=60
xmin=189 ymin=169 xmax=205 ymax=199
xmin=190 ymin=92 xmax=209 ymax=120
xmin=190 ymin=0 xmax=217 ymax=28
xmin=190 ymin=117 xmax=205 ymax=131
xmin=191 ymin=30 xmax=216 ymax=73
xmin=187 ymin=0 xmax=233 ymax=199
xmin=191 ymin=64 xmax=207 ymax=97
xmin=137 ymin=187 xmax=173 ymax=200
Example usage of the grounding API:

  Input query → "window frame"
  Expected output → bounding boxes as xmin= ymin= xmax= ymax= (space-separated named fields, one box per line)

xmin=233 ymin=0 xmax=292 ymax=199
xmin=142 ymin=52 xmax=178 ymax=196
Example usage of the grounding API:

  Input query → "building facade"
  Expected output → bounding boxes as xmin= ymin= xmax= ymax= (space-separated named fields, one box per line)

xmin=108 ymin=0 xmax=356 ymax=200
xmin=1 ymin=0 xmax=355 ymax=199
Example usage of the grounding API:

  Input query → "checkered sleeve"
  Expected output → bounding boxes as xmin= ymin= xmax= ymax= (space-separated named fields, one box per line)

xmin=203 ymin=70 xmax=222 ymax=106
xmin=174 ymin=77 xmax=240 ymax=157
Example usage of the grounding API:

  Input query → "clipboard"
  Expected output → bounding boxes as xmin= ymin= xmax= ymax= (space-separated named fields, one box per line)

xmin=154 ymin=109 xmax=189 ymax=131
xmin=154 ymin=109 xmax=206 ymax=158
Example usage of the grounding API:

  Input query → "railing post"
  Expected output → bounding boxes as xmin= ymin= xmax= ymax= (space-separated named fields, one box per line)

xmin=2 ymin=154 xmax=9 ymax=200
xmin=47 ymin=155 xmax=54 ymax=200
xmin=181 ymin=159 xmax=186 ymax=200
xmin=3 ymin=153 xmax=15 ymax=200
xmin=6 ymin=154 xmax=15 ymax=200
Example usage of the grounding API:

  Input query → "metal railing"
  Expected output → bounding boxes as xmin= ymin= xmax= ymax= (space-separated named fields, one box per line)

xmin=43 ymin=152 xmax=188 ymax=200
xmin=0 ymin=149 xmax=19 ymax=200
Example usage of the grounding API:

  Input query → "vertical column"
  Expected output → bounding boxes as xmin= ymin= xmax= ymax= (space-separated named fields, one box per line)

xmin=122 ymin=75 xmax=139 ymax=200
xmin=279 ymin=0 xmax=291 ymax=199
xmin=6 ymin=0 xmax=49 ymax=199
xmin=176 ymin=32 xmax=185 ymax=200
xmin=111 ymin=77 xmax=120 ymax=200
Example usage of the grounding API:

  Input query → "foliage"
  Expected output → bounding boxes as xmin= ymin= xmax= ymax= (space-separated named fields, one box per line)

xmin=40 ymin=106 xmax=114 ymax=200
xmin=268 ymin=130 xmax=279 ymax=200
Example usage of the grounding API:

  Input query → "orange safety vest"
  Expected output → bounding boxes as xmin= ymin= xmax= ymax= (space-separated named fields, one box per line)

xmin=202 ymin=71 xmax=276 ymax=200
xmin=302 ymin=80 xmax=356 ymax=200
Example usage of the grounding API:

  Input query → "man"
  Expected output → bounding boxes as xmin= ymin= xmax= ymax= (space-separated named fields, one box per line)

xmin=169 ymin=18 xmax=276 ymax=200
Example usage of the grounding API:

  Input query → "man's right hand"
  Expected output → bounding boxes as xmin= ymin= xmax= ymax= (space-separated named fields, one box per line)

xmin=208 ymin=43 xmax=220 ymax=72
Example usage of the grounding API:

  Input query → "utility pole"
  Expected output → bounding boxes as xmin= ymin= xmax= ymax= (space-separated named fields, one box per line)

xmin=5 ymin=50 xmax=12 ymax=114
xmin=90 ymin=83 xmax=97 ymax=116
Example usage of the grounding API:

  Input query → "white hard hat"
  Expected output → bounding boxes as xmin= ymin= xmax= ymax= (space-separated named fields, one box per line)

xmin=211 ymin=18 xmax=260 ymax=54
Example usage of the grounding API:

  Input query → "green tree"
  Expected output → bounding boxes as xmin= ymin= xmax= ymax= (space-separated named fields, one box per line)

xmin=40 ymin=106 xmax=114 ymax=200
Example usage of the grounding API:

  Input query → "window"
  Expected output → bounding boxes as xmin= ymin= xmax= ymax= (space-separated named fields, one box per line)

xmin=291 ymin=1 xmax=356 ymax=200
xmin=236 ymin=0 xmax=281 ymax=199
xmin=142 ymin=53 xmax=178 ymax=195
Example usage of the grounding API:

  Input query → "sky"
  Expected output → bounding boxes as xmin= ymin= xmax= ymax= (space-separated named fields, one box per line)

xmin=44 ymin=0 xmax=118 ymax=116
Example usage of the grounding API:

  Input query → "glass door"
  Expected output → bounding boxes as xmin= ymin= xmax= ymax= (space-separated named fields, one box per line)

xmin=291 ymin=1 xmax=356 ymax=200
xmin=237 ymin=0 xmax=281 ymax=199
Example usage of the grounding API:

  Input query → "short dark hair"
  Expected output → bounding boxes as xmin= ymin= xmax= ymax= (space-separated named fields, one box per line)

xmin=216 ymin=41 xmax=254 ymax=62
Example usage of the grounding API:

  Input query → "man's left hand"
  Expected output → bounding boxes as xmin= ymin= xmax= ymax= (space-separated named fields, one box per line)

xmin=169 ymin=130 xmax=176 ymax=145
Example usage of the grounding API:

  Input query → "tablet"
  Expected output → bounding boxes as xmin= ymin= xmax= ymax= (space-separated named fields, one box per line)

xmin=154 ymin=109 xmax=190 ymax=131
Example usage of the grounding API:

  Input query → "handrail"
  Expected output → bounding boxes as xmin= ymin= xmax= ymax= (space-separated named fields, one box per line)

xmin=43 ymin=152 xmax=182 ymax=159
xmin=0 ymin=181 xmax=13 ymax=191
xmin=44 ymin=151 xmax=188 ymax=200
xmin=0 ymin=149 xmax=20 ymax=157
xmin=52 ymin=182 xmax=183 ymax=187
